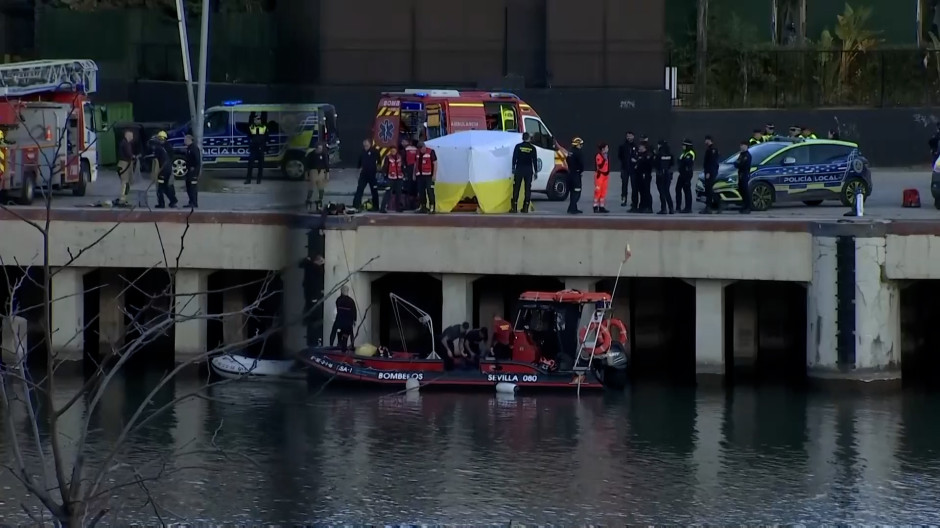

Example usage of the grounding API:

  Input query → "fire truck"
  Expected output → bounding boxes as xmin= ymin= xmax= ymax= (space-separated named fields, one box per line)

xmin=372 ymin=89 xmax=571 ymax=201
xmin=0 ymin=59 xmax=99 ymax=205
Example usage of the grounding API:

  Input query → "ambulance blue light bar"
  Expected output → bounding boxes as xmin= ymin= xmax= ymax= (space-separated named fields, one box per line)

xmin=222 ymin=100 xmax=243 ymax=106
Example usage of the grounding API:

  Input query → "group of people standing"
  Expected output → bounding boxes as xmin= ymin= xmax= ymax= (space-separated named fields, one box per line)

xmin=346 ymin=137 xmax=440 ymax=214
xmin=562 ymin=132 xmax=701 ymax=215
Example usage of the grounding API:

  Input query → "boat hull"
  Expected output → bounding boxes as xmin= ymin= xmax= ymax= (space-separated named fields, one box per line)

xmin=210 ymin=354 xmax=305 ymax=381
xmin=297 ymin=348 xmax=614 ymax=392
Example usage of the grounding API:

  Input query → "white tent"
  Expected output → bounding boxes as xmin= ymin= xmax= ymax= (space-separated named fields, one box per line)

xmin=426 ymin=131 xmax=521 ymax=213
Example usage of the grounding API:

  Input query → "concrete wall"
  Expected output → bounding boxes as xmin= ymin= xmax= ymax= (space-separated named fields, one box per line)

xmin=101 ymin=80 xmax=940 ymax=168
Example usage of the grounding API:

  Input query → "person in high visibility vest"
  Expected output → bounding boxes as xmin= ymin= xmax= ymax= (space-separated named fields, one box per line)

xmin=675 ymin=139 xmax=695 ymax=213
xmin=151 ymin=131 xmax=178 ymax=208
xmin=748 ymin=129 xmax=763 ymax=146
xmin=802 ymin=126 xmax=818 ymax=140
xmin=380 ymin=146 xmax=404 ymax=213
xmin=593 ymin=143 xmax=611 ymax=213
xmin=244 ymin=115 xmax=267 ymax=184
xmin=762 ymin=123 xmax=775 ymax=142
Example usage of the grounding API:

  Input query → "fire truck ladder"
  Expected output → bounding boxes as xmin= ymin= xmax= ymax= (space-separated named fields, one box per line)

xmin=0 ymin=59 xmax=99 ymax=98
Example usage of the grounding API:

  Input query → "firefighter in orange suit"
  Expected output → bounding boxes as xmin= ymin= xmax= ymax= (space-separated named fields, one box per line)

xmin=380 ymin=147 xmax=404 ymax=213
xmin=594 ymin=143 xmax=611 ymax=213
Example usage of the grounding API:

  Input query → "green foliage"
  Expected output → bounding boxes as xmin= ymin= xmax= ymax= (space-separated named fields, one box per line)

xmin=814 ymin=3 xmax=884 ymax=104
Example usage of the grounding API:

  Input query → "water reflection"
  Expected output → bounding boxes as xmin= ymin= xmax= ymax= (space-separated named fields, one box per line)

xmin=1 ymin=377 xmax=939 ymax=524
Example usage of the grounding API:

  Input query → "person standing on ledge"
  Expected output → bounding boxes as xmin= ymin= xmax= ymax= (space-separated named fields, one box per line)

xmin=510 ymin=132 xmax=538 ymax=213
xmin=115 ymin=129 xmax=135 ymax=206
xmin=675 ymin=138 xmax=695 ymax=213
xmin=353 ymin=138 xmax=381 ymax=211
xmin=654 ymin=139 xmax=675 ymax=215
xmin=617 ymin=131 xmax=637 ymax=208
xmin=305 ymin=142 xmax=330 ymax=212
xmin=380 ymin=146 xmax=404 ymax=213
xmin=566 ymin=136 xmax=585 ymax=214
xmin=415 ymin=140 xmax=437 ymax=214
xmin=734 ymin=139 xmax=753 ymax=214
xmin=151 ymin=131 xmax=178 ymax=209
xmin=330 ymin=285 xmax=357 ymax=351
xmin=183 ymin=134 xmax=201 ymax=208
xmin=593 ymin=142 xmax=611 ymax=213
xmin=245 ymin=114 xmax=267 ymax=184
xmin=635 ymin=142 xmax=654 ymax=213
xmin=701 ymin=135 xmax=720 ymax=214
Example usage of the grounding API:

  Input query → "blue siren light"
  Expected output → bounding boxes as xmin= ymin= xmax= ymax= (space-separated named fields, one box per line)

xmin=222 ymin=100 xmax=243 ymax=106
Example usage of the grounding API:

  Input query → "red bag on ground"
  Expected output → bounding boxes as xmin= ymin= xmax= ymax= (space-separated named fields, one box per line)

xmin=902 ymin=188 xmax=921 ymax=208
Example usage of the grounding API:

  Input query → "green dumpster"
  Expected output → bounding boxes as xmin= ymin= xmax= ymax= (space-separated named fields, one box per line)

xmin=94 ymin=102 xmax=134 ymax=166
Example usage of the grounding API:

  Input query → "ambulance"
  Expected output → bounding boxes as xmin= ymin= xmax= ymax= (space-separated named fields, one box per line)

xmin=372 ymin=89 xmax=570 ymax=201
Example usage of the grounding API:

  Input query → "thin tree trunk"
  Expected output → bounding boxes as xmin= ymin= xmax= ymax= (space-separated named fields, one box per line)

xmin=797 ymin=0 xmax=806 ymax=44
xmin=696 ymin=0 xmax=709 ymax=106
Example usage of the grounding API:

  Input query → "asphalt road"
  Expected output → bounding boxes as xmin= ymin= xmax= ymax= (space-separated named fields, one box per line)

xmin=17 ymin=166 xmax=940 ymax=220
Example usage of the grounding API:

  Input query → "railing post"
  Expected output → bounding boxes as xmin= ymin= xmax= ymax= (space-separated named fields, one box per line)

xmin=879 ymin=51 xmax=885 ymax=107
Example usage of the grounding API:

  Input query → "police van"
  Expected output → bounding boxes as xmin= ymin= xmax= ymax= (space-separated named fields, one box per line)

xmin=166 ymin=101 xmax=340 ymax=179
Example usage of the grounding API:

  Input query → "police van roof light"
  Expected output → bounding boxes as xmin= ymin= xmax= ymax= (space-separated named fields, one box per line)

xmin=222 ymin=100 xmax=243 ymax=106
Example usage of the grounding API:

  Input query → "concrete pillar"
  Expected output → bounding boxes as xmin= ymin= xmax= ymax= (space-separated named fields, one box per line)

xmin=173 ymin=270 xmax=209 ymax=363
xmin=807 ymin=237 xmax=838 ymax=373
xmin=564 ymin=277 xmax=596 ymax=292
xmin=695 ymin=279 xmax=726 ymax=380
xmin=855 ymin=237 xmax=901 ymax=376
xmin=281 ymin=265 xmax=306 ymax=353
xmin=50 ymin=267 xmax=88 ymax=362
xmin=477 ymin=289 xmax=503 ymax=328
xmin=732 ymin=283 xmax=758 ymax=371
xmin=222 ymin=286 xmax=247 ymax=346
xmin=1 ymin=315 xmax=27 ymax=368
xmin=98 ymin=271 xmax=126 ymax=353
xmin=442 ymin=274 xmax=477 ymax=328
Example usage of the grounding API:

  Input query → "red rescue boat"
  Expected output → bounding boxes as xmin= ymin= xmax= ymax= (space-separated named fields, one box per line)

xmin=298 ymin=289 xmax=632 ymax=393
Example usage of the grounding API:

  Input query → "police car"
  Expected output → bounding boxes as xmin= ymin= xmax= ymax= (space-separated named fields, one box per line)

xmin=696 ymin=138 xmax=871 ymax=211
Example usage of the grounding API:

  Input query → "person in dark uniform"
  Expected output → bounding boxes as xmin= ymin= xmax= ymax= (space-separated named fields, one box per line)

xmin=183 ymin=134 xmax=201 ymax=208
xmin=244 ymin=114 xmax=267 ymax=184
xmin=330 ymin=285 xmax=358 ymax=350
xmin=566 ymin=137 xmax=585 ymax=214
xmin=617 ymin=131 xmax=637 ymax=208
xmin=675 ymin=139 xmax=695 ymax=213
xmin=734 ymin=139 xmax=753 ymax=214
xmin=636 ymin=142 xmax=654 ymax=213
xmin=415 ymin=141 xmax=437 ymax=213
xmin=151 ymin=131 xmax=178 ymax=209
xmin=749 ymin=129 xmax=763 ymax=146
xmin=701 ymin=136 xmax=720 ymax=214
xmin=353 ymin=138 xmax=381 ymax=211
xmin=788 ymin=125 xmax=803 ymax=138
xmin=440 ymin=322 xmax=470 ymax=371
xmin=655 ymin=139 xmax=675 ymax=215
xmin=304 ymin=142 xmax=330 ymax=211
xmin=802 ymin=126 xmax=818 ymax=140
xmin=462 ymin=327 xmax=489 ymax=368
xmin=929 ymin=123 xmax=940 ymax=161
xmin=510 ymin=132 xmax=538 ymax=213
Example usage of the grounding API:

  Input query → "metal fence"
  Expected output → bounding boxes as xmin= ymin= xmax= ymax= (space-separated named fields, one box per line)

xmin=669 ymin=48 xmax=940 ymax=108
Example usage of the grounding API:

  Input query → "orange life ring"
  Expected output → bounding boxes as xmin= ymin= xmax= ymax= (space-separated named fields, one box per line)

xmin=578 ymin=322 xmax=611 ymax=355
xmin=603 ymin=318 xmax=628 ymax=345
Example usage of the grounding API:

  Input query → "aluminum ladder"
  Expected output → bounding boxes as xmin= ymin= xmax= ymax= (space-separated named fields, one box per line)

xmin=0 ymin=59 xmax=99 ymax=97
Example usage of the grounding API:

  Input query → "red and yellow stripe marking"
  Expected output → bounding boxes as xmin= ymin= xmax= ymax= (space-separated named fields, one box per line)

xmin=0 ymin=147 xmax=6 ymax=174
xmin=376 ymin=107 xmax=401 ymax=117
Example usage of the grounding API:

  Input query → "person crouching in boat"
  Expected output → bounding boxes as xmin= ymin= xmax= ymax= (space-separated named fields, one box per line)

xmin=491 ymin=318 xmax=513 ymax=360
xmin=330 ymin=285 xmax=358 ymax=351
xmin=439 ymin=322 xmax=469 ymax=370
xmin=462 ymin=327 xmax=489 ymax=369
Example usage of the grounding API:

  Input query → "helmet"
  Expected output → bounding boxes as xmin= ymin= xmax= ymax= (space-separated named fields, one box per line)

xmin=155 ymin=131 xmax=168 ymax=140
xmin=571 ymin=137 xmax=583 ymax=147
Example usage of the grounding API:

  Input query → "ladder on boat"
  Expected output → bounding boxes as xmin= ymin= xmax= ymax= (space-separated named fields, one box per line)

xmin=572 ymin=307 xmax=607 ymax=374
xmin=0 ymin=59 xmax=99 ymax=97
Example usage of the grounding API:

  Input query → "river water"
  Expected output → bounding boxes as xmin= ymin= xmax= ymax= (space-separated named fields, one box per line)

xmin=1 ymin=372 xmax=940 ymax=524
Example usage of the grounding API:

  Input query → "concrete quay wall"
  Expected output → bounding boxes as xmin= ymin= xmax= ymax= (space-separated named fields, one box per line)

xmin=3 ymin=209 xmax=940 ymax=385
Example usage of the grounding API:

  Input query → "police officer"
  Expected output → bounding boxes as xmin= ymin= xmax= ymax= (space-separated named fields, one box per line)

xmin=701 ymin=136 xmax=720 ymax=214
xmin=655 ymin=140 xmax=675 ymax=215
xmin=749 ymin=129 xmax=763 ymax=146
xmin=675 ymin=139 xmax=695 ymax=213
xmin=734 ymin=139 xmax=753 ymax=214
xmin=183 ymin=134 xmax=200 ymax=208
xmin=353 ymin=138 xmax=381 ymax=211
xmin=788 ymin=125 xmax=803 ymax=138
xmin=928 ymin=123 xmax=940 ymax=161
xmin=510 ymin=132 xmax=538 ymax=213
xmin=566 ymin=137 xmax=585 ymax=214
xmin=151 ymin=131 xmax=178 ymax=209
xmin=762 ymin=123 xmax=776 ymax=142
xmin=802 ymin=126 xmax=817 ymax=140
xmin=617 ymin=131 xmax=637 ymax=208
xmin=244 ymin=114 xmax=267 ymax=184
xmin=635 ymin=142 xmax=654 ymax=213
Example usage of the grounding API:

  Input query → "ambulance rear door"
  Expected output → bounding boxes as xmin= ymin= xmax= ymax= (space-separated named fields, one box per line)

xmin=426 ymin=103 xmax=445 ymax=139
xmin=374 ymin=98 xmax=401 ymax=159
xmin=444 ymin=100 xmax=485 ymax=133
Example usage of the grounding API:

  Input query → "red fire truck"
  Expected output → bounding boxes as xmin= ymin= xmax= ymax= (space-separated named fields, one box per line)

xmin=372 ymin=89 xmax=571 ymax=201
xmin=0 ymin=59 xmax=99 ymax=204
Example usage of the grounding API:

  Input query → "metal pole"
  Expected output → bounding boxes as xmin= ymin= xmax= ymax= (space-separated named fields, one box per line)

xmin=174 ymin=0 xmax=197 ymax=125
xmin=194 ymin=0 xmax=211 ymax=152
